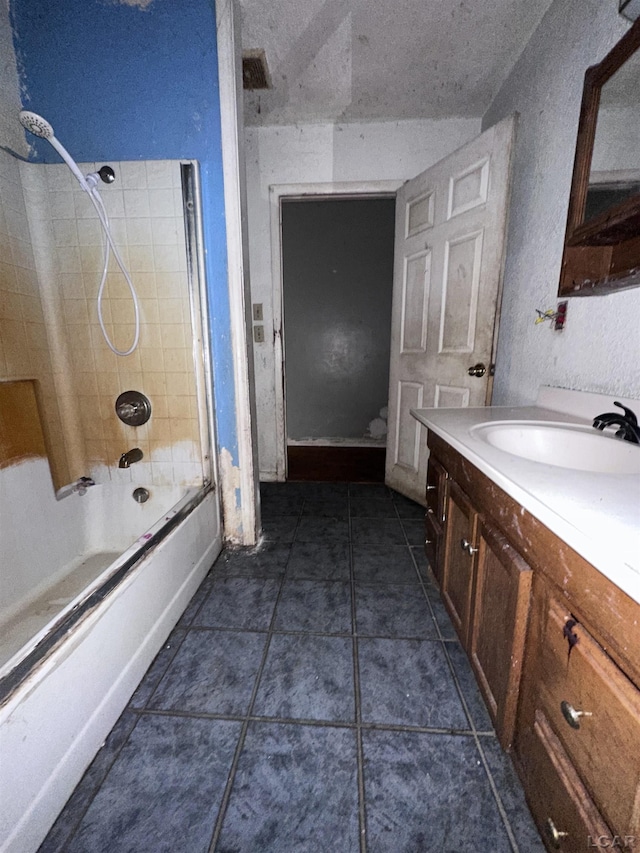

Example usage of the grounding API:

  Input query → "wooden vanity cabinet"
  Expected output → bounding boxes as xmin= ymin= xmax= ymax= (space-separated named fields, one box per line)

xmin=425 ymin=431 xmax=640 ymax=851
xmin=429 ymin=439 xmax=533 ymax=748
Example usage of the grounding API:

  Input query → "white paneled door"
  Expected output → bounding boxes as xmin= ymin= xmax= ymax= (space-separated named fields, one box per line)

xmin=385 ymin=116 xmax=515 ymax=503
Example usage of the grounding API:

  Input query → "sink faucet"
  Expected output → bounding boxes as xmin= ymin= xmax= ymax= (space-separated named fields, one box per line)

xmin=592 ymin=402 xmax=640 ymax=444
xmin=119 ymin=448 xmax=144 ymax=468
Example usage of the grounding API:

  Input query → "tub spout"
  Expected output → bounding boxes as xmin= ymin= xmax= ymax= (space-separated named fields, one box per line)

xmin=119 ymin=448 xmax=143 ymax=468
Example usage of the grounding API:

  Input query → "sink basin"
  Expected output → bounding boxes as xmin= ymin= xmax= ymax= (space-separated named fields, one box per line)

xmin=470 ymin=421 xmax=640 ymax=474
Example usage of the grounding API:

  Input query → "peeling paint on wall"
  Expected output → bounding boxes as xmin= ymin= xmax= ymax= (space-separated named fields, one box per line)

xmin=218 ymin=447 xmax=243 ymax=545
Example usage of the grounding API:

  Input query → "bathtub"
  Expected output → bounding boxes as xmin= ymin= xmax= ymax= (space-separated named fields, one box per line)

xmin=0 ymin=459 xmax=221 ymax=853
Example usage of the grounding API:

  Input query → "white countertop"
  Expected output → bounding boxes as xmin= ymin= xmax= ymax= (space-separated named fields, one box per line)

xmin=411 ymin=403 xmax=640 ymax=606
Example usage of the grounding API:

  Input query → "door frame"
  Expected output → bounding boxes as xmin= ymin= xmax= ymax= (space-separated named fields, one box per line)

xmin=269 ymin=180 xmax=402 ymax=480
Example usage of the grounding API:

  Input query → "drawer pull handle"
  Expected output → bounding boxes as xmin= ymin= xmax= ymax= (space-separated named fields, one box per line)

xmin=425 ymin=538 xmax=433 ymax=545
xmin=426 ymin=485 xmax=437 ymax=492
xmin=460 ymin=538 xmax=478 ymax=555
xmin=560 ymin=700 xmax=592 ymax=730
xmin=545 ymin=818 xmax=569 ymax=849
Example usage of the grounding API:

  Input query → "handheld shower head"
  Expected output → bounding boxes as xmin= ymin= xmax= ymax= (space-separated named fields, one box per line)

xmin=18 ymin=108 xmax=91 ymax=192
xmin=19 ymin=110 xmax=54 ymax=140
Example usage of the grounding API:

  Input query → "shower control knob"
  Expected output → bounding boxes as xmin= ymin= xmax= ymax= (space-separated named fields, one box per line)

xmin=115 ymin=390 xmax=152 ymax=426
xmin=98 ymin=165 xmax=115 ymax=184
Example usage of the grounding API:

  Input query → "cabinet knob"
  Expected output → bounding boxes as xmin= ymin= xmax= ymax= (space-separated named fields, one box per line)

xmin=427 ymin=507 xmax=435 ymax=515
xmin=560 ymin=700 xmax=592 ymax=730
xmin=460 ymin=538 xmax=478 ymax=555
xmin=544 ymin=818 xmax=569 ymax=849
xmin=425 ymin=538 xmax=433 ymax=545
xmin=426 ymin=484 xmax=437 ymax=492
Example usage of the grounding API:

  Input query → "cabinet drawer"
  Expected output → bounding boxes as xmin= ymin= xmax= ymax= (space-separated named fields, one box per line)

xmin=522 ymin=710 xmax=611 ymax=852
xmin=540 ymin=599 xmax=640 ymax=837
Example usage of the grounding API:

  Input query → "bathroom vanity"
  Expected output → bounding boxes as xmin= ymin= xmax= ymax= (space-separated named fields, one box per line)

xmin=412 ymin=392 xmax=640 ymax=852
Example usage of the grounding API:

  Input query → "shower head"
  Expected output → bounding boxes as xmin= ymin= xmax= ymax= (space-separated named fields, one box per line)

xmin=18 ymin=109 xmax=91 ymax=193
xmin=19 ymin=110 xmax=54 ymax=140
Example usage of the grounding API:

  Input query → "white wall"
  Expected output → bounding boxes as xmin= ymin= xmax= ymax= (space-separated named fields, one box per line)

xmin=246 ymin=117 xmax=480 ymax=477
xmin=482 ymin=0 xmax=640 ymax=406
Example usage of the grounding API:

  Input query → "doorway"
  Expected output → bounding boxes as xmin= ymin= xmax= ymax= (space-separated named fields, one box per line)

xmin=281 ymin=196 xmax=395 ymax=480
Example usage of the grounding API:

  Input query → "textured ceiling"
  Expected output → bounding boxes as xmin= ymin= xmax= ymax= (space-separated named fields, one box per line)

xmin=239 ymin=0 xmax=555 ymax=126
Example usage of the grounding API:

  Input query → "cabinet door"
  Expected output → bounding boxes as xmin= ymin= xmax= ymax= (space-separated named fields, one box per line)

xmin=469 ymin=522 xmax=532 ymax=748
xmin=441 ymin=480 xmax=478 ymax=648
xmin=425 ymin=455 xmax=447 ymax=584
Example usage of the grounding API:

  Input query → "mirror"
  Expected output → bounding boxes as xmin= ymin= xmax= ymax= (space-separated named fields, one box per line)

xmin=559 ymin=20 xmax=640 ymax=296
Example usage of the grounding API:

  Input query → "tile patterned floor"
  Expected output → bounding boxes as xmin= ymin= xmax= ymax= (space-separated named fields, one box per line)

xmin=39 ymin=482 xmax=545 ymax=853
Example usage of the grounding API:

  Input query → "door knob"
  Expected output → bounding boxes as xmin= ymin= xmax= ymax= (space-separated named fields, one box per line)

xmin=467 ymin=363 xmax=487 ymax=378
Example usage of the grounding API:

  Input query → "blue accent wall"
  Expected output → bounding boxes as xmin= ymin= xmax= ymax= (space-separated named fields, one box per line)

xmin=10 ymin=0 xmax=239 ymax=468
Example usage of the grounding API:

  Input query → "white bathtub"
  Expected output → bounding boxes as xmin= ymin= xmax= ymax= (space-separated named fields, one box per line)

xmin=0 ymin=459 xmax=222 ymax=853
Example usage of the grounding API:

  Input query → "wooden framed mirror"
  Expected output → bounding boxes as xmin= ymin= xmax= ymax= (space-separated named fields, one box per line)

xmin=559 ymin=19 xmax=640 ymax=296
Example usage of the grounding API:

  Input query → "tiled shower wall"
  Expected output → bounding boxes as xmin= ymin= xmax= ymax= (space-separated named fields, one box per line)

xmin=0 ymin=149 xmax=70 ymax=486
xmin=3 ymin=156 xmax=204 ymax=490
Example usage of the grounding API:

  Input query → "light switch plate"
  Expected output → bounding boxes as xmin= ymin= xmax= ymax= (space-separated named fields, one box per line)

xmin=253 ymin=303 xmax=263 ymax=322
xmin=253 ymin=324 xmax=265 ymax=343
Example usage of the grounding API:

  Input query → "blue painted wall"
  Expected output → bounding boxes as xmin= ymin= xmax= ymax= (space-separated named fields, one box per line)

xmin=10 ymin=0 xmax=239 ymax=469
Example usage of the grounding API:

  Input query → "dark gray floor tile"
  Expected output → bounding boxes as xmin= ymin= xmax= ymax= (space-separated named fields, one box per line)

xmin=259 ymin=493 xmax=304 ymax=518
xmin=355 ymin=584 xmax=437 ymax=639
xmin=352 ymin=544 xmax=419 ymax=584
xmin=286 ymin=541 xmax=351 ymax=581
xmin=358 ymin=638 xmax=468 ymax=729
xmin=480 ymin=738 xmax=545 ymax=851
xmin=349 ymin=483 xmax=392 ymax=500
xmin=425 ymin=584 xmax=458 ymax=639
xmin=259 ymin=481 xmax=290 ymax=497
xmin=261 ymin=515 xmax=298 ymax=542
xmin=391 ymin=493 xmax=426 ymax=518
xmin=301 ymin=496 xmax=349 ymax=517
xmin=254 ymin=634 xmax=354 ymax=722
xmin=149 ymin=629 xmax=266 ymax=716
xmin=194 ymin=577 xmax=280 ymax=631
xmin=177 ymin=573 xmax=215 ymax=627
xmin=362 ymin=730 xmax=513 ymax=852
xmin=64 ymin=715 xmax=240 ymax=853
xmin=38 ymin=710 xmax=138 ymax=853
xmin=129 ymin=628 xmax=186 ymax=709
xmin=445 ymin=641 xmax=495 ymax=732
xmin=274 ymin=580 xmax=352 ymax=634
xmin=410 ymin=546 xmax=438 ymax=584
xmin=349 ymin=497 xmax=398 ymax=518
xmin=217 ymin=722 xmax=359 ymax=853
xmin=214 ymin=544 xmax=291 ymax=578
xmin=296 ymin=482 xmax=348 ymax=499
xmin=351 ymin=517 xmax=406 ymax=545
xmin=295 ymin=516 xmax=349 ymax=543
xmin=401 ymin=519 xmax=427 ymax=545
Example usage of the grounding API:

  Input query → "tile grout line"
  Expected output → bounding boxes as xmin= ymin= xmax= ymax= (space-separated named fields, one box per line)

xmin=133 ymin=705 xmax=486 ymax=737
xmin=348 ymin=484 xmax=369 ymax=853
xmin=206 ymin=497 xmax=302 ymax=853
xmin=473 ymin=733 xmax=521 ymax=853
